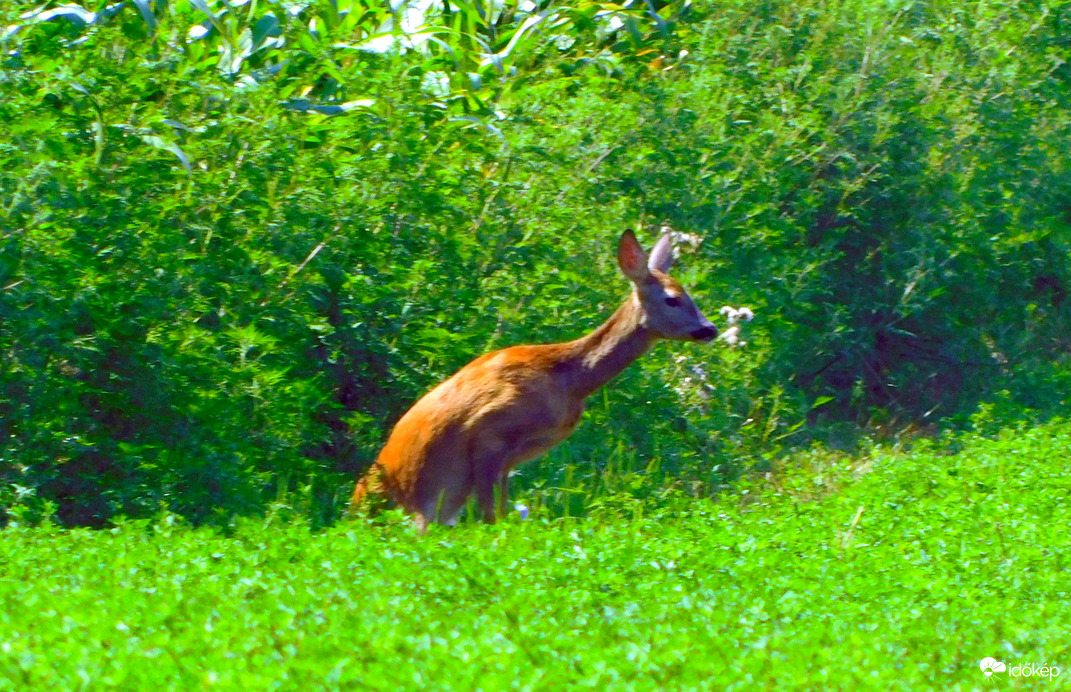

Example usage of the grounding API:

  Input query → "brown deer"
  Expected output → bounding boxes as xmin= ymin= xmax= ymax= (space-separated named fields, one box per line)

xmin=352 ymin=229 xmax=717 ymax=530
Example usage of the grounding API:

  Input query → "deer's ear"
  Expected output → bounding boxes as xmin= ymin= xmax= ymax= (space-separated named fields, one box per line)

xmin=647 ymin=232 xmax=674 ymax=273
xmin=618 ymin=229 xmax=649 ymax=283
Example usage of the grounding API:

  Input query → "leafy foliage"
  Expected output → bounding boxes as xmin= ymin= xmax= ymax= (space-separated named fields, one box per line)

xmin=1 ymin=422 xmax=1069 ymax=688
xmin=1 ymin=0 xmax=1069 ymax=525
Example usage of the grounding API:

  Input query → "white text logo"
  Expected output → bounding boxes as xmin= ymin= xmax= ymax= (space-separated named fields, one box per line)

xmin=980 ymin=657 xmax=1060 ymax=681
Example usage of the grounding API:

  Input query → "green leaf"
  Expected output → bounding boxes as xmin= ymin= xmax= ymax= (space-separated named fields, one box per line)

xmin=139 ymin=135 xmax=192 ymax=172
xmin=131 ymin=0 xmax=156 ymax=31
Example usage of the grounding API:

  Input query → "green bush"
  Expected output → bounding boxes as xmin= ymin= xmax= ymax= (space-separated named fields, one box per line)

xmin=1 ymin=0 xmax=1068 ymax=525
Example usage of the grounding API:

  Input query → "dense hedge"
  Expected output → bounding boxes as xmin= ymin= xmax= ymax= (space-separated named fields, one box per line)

xmin=1 ymin=0 xmax=1068 ymax=526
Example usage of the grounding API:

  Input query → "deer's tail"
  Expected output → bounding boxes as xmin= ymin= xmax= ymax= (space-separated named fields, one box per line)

xmin=349 ymin=462 xmax=388 ymax=516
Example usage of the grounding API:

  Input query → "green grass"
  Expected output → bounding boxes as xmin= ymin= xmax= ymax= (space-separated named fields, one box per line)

xmin=2 ymin=423 xmax=1069 ymax=691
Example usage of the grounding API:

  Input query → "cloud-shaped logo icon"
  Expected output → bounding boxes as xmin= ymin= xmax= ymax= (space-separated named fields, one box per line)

xmin=980 ymin=657 xmax=1007 ymax=676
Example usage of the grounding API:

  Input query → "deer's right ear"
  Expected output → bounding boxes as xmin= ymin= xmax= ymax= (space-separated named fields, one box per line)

xmin=617 ymin=229 xmax=650 ymax=283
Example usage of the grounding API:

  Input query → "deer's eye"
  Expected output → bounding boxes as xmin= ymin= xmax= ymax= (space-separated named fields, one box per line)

xmin=664 ymin=296 xmax=681 ymax=307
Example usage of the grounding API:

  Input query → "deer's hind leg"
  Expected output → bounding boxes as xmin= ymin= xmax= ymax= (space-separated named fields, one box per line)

xmin=414 ymin=482 xmax=472 ymax=530
xmin=413 ymin=444 xmax=474 ymax=529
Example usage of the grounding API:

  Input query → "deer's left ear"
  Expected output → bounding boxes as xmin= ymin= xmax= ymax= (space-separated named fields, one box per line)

xmin=617 ymin=229 xmax=650 ymax=283
xmin=647 ymin=233 xmax=674 ymax=273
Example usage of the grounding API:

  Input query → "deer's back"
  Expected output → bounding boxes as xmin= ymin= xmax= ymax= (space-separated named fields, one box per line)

xmin=375 ymin=342 xmax=584 ymax=500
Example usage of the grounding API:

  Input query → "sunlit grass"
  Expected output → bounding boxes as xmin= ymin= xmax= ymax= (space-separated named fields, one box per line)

xmin=2 ymin=423 xmax=1068 ymax=690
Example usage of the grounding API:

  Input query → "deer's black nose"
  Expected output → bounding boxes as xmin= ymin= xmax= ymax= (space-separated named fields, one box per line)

xmin=691 ymin=326 xmax=717 ymax=342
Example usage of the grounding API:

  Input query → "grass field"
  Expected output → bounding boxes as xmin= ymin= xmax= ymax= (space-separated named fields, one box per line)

xmin=2 ymin=423 xmax=1068 ymax=691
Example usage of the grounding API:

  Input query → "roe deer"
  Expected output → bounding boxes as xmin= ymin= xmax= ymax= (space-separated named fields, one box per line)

xmin=352 ymin=229 xmax=717 ymax=530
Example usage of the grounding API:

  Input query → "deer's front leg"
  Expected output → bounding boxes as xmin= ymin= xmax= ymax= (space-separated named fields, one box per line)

xmin=471 ymin=437 xmax=508 ymax=524
xmin=474 ymin=466 xmax=503 ymax=524
xmin=497 ymin=472 xmax=510 ymax=520
xmin=475 ymin=462 xmax=518 ymax=523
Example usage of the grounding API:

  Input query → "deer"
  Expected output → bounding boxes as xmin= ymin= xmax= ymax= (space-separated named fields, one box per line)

xmin=351 ymin=229 xmax=718 ymax=531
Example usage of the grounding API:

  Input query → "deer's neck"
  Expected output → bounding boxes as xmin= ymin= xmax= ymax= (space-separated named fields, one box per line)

xmin=565 ymin=294 xmax=657 ymax=399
